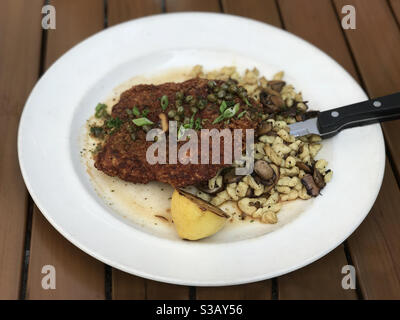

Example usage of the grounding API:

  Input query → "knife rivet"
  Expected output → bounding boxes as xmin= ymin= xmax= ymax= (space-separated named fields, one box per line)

xmin=331 ymin=111 xmax=339 ymax=117
xmin=373 ymin=101 xmax=382 ymax=107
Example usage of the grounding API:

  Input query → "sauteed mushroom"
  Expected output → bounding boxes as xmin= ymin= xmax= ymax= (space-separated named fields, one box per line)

xmin=223 ymin=168 xmax=243 ymax=184
xmin=254 ymin=160 xmax=275 ymax=181
xmin=301 ymin=174 xmax=320 ymax=197
xmin=313 ymin=167 xmax=326 ymax=189
xmin=257 ymin=122 xmax=273 ymax=136
xmin=296 ymin=161 xmax=312 ymax=174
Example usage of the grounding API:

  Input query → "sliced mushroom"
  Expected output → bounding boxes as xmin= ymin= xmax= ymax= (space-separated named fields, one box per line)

xmin=260 ymin=91 xmax=280 ymax=113
xmin=301 ymin=174 xmax=320 ymax=197
xmin=264 ymin=164 xmax=280 ymax=193
xmin=296 ymin=161 xmax=312 ymax=174
xmin=313 ymin=167 xmax=326 ymax=189
xmin=268 ymin=80 xmax=286 ymax=92
xmin=270 ymin=95 xmax=285 ymax=109
xmin=197 ymin=181 xmax=224 ymax=195
xmin=223 ymin=168 xmax=243 ymax=184
xmin=257 ymin=122 xmax=273 ymax=136
xmin=254 ymin=160 xmax=275 ymax=181
xmin=177 ymin=189 xmax=229 ymax=218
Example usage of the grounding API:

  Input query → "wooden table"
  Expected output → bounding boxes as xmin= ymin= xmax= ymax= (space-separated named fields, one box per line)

xmin=1 ymin=0 xmax=400 ymax=300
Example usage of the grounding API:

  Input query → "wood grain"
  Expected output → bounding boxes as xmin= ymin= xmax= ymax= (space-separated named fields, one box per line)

xmin=222 ymin=0 xmax=282 ymax=28
xmin=346 ymin=160 xmax=400 ymax=299
xmin=27 ymin=208 xmax=105 ymax=299
xmin=197 ymin=282 xmax=272 ymax=300
xmin=334 ymin=0 xmax=400 ymax=176
xmin=390 ymin=0 xmax=400 ymax=24
xmin=107 ymin=0 xmax=191 ymax=300
xmin=0 ymin=0 xmax=43 ymax=300
xmin=26 ymin=0 xmax=106 ymax=300
xmin=108 ymin=0 xmax=163 ymax=25
xmin=278 ymin=0 xmax=359 ymax=79
xmin=166 ymin=0 xmax=220 ymax=12
xmin=332 ymin=0 xmax=400 ymax=299
xmin=278 ymin=246 xmax=357 ymax=299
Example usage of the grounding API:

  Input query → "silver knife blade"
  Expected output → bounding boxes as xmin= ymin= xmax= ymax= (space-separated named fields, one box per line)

xmin=288 ymin=118 xmax=320 ymax=137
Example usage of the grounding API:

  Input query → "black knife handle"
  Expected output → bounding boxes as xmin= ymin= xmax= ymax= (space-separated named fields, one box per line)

xmin=318 ymin=92 xmax=400 ymax=138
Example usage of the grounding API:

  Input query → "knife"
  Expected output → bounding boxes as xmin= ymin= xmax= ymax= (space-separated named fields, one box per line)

xmin=288 ymin=92 xmax=400 ymax=138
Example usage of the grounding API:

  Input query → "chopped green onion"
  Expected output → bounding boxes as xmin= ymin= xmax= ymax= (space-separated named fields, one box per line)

xmin=132 ymin=117 xmax=153 ymax=126
xmin=219 ymin=100 xmax=227 ymax=113
xmin=105 ymin=117 xmax=122 ymax=129
xmin=195 ymin=118 xmax=202 ymax=130
xmin=161 ymin=95 xmax=168 ymax=110
xmin=95 ymin=103 xmax=107 ymax=118
xmin=237 ymin=110 xmax=247 ymax=119
xmin=142 ymin=108 xmax=150 ymax=117
xmin=132 ymin=106 xmax=140 ymax=116
xmin=243 ymin=97 xmax=252 ymax=107
xmin=213 ymin=103 xmax=240 ymax=124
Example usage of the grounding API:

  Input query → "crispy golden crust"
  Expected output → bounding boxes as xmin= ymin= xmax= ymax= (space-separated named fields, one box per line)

xmin=94 ymin=78 xmax=261 ymax=187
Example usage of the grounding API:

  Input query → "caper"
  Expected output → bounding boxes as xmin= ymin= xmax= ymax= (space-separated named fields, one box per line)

xmin=225 ymin=94 xmax=234 ymax=101
xmin=221 ymin=83 xmax=229 ymax=91
xmin=168 ymin=110 xmax=176 ymax=118
xmin=177 ymin=106 xmax=184 ymax=114
xmin=217 ymin=90 xmax=226 ymax=99
xmin=197 ymin=99 xmax=207 ymax=109
xmin=213 ymin=86 xmax=219 ymax=93
xmin=175 ymin=99 xmax=182 ymax=107
xmin=185 ymin=95 xmax=194 ymax=103
xmin=228 ymin=84 xmax=238 ymax=94
xmin=174 ymin=115 xmax=181 ymax=121
xmin=207 ymin=94 xmax=217 ymax=102
xmin=207 ymin=80 xmax=216 ymax=89
xmin=142 ymin=125 xmax=151 ymax=132
xmin=183 ymin=117 xmax=190 ymax=124
xmin=191 ymin=106 xmax=198 ymax=114
xmin=126 ymin=108 xmax=133 ymax=115
xmin=227 ymin=78 xmax=237 ymax=85
xmin=189 ymin=98 xmax=197 ymax=106
xmin=176 ymin=91 xmax=184 ymax=100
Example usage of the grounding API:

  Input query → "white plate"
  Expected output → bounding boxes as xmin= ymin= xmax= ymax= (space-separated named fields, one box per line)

xmin=18 ymin=13 xmax=385 ymax=286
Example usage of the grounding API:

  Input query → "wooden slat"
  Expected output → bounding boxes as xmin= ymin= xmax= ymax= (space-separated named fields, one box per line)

xmin=334 ymin=0 xmax=400 ymax=175
xmin=0 ymin=0 xmax=43 ymax=300
xmin=107 ymin=0 xmax=190 ymax=300
xmin=197 ymin=282 xmax=272 ymax=300
xmin=278 ymin=0 xmax=358 ymax=80
xmin=345 ymin=160 xmax=400 ymax=299
xmin=278 ymin=246 xmax=357 ymax=299
xmin=107 ymin=0 xmax=163 ymax=24
xmin=390 ymin=0 xmax=400 ymax=23
xmin=26 ymin=0 xmax=106 ymax=300
xmin=166 ymin=0 xmax=220 ymax=12
xmin=332 ymin=0 xmax=400 ymax=299
xmin=222 ymin=0 xmax=281 ymax=28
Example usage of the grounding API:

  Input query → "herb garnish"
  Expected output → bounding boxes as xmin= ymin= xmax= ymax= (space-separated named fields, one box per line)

xmin=95 ymin=103 xmax=107 ymax=118
xmin=132 ymin=117 xmax=154 ymax=126
xmin=161 ymin=95 xmax=169 ymax=110
xmin=213 ymin=103 xmax=240 ymax=124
